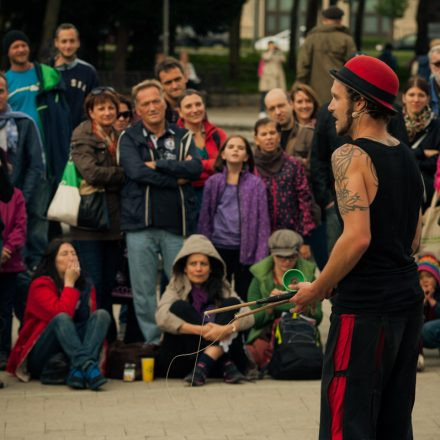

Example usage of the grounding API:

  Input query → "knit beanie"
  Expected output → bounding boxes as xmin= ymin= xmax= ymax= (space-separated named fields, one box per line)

xmin=3 ymin=30 xmax=30 ymax=54
xmin=418 ymin=254 xmax=440 ymax=285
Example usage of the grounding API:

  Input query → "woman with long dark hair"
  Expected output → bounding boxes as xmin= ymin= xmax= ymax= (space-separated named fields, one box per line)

xmin=155 ymin=234 xmax=254 ymax=386
xmin=6 ymin=239 xmax=110 ymax=390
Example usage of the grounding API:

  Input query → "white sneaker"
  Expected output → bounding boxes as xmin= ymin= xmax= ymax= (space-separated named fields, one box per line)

xmin=417 ymin=354 xmax=425 ymax=372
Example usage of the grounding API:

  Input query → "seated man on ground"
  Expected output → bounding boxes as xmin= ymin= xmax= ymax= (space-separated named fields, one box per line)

xmin=246 ymin=229 xmax=322 ymax=370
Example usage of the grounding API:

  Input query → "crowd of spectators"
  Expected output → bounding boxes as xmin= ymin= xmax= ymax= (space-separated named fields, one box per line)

xmin=1 ymin=8 xmax=440 ymax=391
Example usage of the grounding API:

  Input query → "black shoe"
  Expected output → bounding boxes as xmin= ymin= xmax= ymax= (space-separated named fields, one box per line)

xmin=184 ymin=363 xmax=208 ymax=386
xmin=0 ymin=380 xmax=4 ymax=389
xmin=223 ymin=360 xmax=246 ymax=384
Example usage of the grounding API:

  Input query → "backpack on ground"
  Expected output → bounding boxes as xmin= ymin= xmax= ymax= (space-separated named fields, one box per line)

xmin=268 ymin=313 xmax=323 ymax=380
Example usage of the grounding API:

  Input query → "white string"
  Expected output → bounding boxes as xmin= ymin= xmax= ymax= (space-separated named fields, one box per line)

xmin=165 ymin=316 xmax=238 ymax=402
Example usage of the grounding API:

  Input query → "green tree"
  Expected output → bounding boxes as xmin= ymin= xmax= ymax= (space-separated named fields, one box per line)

xmin=376 ymin=0 xmax=409 ymax=40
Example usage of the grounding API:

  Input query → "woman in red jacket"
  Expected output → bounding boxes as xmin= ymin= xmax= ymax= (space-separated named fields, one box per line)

xmin=7 ymin=239 xmax=110 ymax=390
xmin=177 ymin=89 xmax=227 ymax=214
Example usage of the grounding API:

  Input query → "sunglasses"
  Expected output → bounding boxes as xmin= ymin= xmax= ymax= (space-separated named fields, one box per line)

xmin=90 ymin=86 xmax=116 ymax=95
xmin=117 ymin=111 xmax=132 ymax=119
xmin=431 ymin=61 xmax=440 ymax=68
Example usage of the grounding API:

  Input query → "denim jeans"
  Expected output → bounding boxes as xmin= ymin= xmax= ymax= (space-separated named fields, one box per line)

xmin=25 ymin=178 xmax=51 ymax=271
xmin=422 ymin=319 xmax=440 ymax=349
xmin=0 ymin=273 xmax=18 ymax=355
xmin=27 ymin=310 xmax=110 ymax=378
xmin=74 ymin=239 xmax=121 ymax=340
xmin=126 ymin=228 xmax=183 ymax=345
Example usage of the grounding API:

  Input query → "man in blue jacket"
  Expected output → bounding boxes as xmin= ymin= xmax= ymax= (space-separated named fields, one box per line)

xmin=119 ymin=79 xmax=202 ymax=346
xmin=0 ymin=72 xmax=45 ymax=271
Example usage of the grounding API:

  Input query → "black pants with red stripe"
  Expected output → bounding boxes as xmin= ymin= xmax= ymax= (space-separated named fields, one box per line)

xmin=319 ymin=308 xmax=423 ymax=440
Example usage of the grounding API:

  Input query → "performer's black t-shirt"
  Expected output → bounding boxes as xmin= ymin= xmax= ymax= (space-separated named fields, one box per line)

xmin=334 ymin=138 xmax=424 ymax=315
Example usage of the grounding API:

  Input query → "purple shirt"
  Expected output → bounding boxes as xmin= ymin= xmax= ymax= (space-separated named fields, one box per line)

xmin=190 ymin=286 xmax=215 ymax=322
xmin=211 ymin=184 xmax=240 ymax=248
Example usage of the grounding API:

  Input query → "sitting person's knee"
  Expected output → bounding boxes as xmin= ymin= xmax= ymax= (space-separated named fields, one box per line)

xmin=170 ymin=300 xmax=194 ymax=318
xmin=52 ymin=312 xmax=72 ymax=324
xmin=93 ymin=309 xmax=111 ymax=323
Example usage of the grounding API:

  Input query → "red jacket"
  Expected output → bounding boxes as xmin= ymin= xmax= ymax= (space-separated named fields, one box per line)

xmin=0 ymin=188 xmax=26 ymax=273
xmin=6 ymin=276 xmax=97 ymax=381
xmin=177 ymin=118 xmax=227 ymax=187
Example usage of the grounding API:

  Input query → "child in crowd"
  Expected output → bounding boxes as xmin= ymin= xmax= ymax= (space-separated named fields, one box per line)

xmin=198 ymin=135 xmax=270 ymax=300
xmin=0 ymin=187 xmax=26 ymax=370
xmin=418 ymin=254 xmax=440 ymax=371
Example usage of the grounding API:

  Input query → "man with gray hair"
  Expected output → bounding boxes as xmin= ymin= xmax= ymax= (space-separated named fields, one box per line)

xmin=428 ymin=45 xmax=440 ymax=115
xmin=119 ymin=79 xmax=202 ymax=346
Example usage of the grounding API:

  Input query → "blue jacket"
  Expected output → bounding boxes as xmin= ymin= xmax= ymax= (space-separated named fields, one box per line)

xmin=430 ymin=76 xmax=440 ymax=117
xmin=119 ymin=121 xmax=202 ymax=236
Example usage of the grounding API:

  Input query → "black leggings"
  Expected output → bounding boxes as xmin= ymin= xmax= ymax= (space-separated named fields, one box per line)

xmin=156 ymin=298 xmax=248 ymax=378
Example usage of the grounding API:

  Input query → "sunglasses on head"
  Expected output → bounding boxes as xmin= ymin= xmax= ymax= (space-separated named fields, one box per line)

xmin=431 ymin=61 xmax=440 ymax=68
xmin=117 ymin=111 xmax=132 ymax=119
xmin=90 ymin=86 xmax=116 ymax=95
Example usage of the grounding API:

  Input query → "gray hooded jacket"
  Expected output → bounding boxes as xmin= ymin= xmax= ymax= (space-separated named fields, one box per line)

xmin=156 ymin=234 xmax=255 ymax=334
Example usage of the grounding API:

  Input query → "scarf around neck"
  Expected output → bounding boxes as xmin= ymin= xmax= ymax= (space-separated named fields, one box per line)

xmin=403 ymin=105 xmax=434 ymax=143
xmin=92 ymin=121 xmax=117 ymax=157
xmin=254 ymin=146 xmax=284 ymax=178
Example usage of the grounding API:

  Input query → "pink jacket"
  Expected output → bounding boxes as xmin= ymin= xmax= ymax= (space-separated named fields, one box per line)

xmin=0 ymin=187 xmax=26 ymax=273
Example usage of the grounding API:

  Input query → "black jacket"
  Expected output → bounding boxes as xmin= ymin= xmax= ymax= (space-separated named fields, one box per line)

xmin=119 ymin=121 xmax=202 ymax=236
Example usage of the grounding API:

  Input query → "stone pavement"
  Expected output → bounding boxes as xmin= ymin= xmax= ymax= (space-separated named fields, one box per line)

xmin=1 ymin=299 xmax=440 ymax=440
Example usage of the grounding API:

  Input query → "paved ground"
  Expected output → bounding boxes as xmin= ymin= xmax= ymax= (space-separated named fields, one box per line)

xmin=1 ymin=300 xmax=440 ymax=440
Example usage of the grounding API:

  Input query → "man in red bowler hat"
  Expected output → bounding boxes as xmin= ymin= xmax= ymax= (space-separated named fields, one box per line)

xmin=290 ymin=55 xmax=424 ymax=439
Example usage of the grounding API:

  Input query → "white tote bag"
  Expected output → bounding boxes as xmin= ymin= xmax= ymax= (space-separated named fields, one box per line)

xmin=418 ymin=191 xmax=440 ymax=259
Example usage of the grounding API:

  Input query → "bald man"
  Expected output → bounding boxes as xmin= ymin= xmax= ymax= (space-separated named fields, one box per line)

xmin=264 ymin=88 xmax=295 ymax=150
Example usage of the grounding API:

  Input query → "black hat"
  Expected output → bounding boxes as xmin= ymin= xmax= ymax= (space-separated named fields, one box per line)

xmin=322 ymin=6 xmax=344 ymax=20
xmin=3 ymin=30 xmax=30 ymax=55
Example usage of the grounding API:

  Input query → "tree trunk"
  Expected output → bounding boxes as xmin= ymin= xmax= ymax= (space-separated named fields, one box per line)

xmin=38 ymin=0 xmax=62 ymax=62
xmin=229 ymin=5 xmax=242 ymax=80
xmin=305 ymin=0 xmax=320 ymax=34
xmin=113 ymin=23 xmax=129 ymax=91
xmin=354 ymin=0 xmax=365 ymax=51
xmin=288 ymin=0 xmax=301 ymax=72
xmin=416 ymin=0 xmax=429 ymax=55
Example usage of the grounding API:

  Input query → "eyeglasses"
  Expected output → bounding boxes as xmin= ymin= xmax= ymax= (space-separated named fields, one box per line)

xmin=90 ymin=86 xmax=116 ymax=95
xmin=117 ymin=111 xmax=132 ymax=119
xmin=275 ymin=254 xmax=298 ymax=261
xmin=431 ymin=61 xmax=440 ymax=68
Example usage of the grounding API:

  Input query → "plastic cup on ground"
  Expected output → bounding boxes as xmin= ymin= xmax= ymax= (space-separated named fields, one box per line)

xmin=141 ymin=358 xmax=155 ymax=382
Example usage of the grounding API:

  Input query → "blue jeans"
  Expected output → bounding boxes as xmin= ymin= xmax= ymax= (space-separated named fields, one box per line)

xmin=27 ymin=310 xmax=110 ymax=377
xmin=422 ymin=319 xmax=440 ymax=349
xmin=126 ymin=228 xmax=183 ymax=344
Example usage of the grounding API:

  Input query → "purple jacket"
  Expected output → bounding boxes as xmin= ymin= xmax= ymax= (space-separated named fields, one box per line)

xmin=0 ymin=188 xmax=26 ymax=273
xmin=198 ymin=170 xmax=270 ymax=265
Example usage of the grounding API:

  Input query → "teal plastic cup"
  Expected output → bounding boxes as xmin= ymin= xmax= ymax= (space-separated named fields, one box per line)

xmin=282 ymin=269 xmax=305 ymax=292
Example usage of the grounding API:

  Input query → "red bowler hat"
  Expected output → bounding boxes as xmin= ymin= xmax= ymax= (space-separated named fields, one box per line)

xmin=330 ymin=55 xmax=399 ymax=112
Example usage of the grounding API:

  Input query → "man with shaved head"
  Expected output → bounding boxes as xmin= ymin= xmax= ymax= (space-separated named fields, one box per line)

xmin=264 ymin=88 xmax=294 ymax=150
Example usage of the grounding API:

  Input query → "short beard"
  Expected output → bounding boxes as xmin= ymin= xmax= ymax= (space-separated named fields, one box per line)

xmin=336 ymin=102 xmax=354 ymax=137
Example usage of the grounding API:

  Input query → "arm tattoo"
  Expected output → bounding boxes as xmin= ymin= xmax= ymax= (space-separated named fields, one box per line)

xmin=332 ymin=144 xmax=371 ymax=216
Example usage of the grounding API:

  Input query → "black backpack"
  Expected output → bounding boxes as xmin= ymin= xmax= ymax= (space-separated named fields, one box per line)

xmin=268 ymin=313 xmax=323 ymax=380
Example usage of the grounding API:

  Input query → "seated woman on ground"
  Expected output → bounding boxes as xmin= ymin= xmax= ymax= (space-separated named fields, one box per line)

xmin=246 ymin=229 xmax=322 ymax=370
xmin=6 ymin=239 xmax=110 ymax=390
xmin=155 ymin=234 xmax=254 ymax=386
